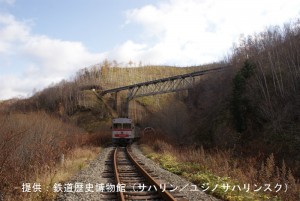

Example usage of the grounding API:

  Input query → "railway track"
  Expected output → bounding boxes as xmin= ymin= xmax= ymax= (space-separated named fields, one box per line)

xmin=101 ymin=145 xmax=188 ymax=201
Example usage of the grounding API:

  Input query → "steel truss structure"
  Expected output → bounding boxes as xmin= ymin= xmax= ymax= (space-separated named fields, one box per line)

xmin=126 ymin=76 xmax=196 ymax=100
xmin=101 ymin=66 xmax=227 ymax=100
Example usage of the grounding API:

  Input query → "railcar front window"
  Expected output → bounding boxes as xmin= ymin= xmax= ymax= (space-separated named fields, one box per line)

xmin=123 ymin=123 xmax=132 ymax=129
xmin=113 ymin=123 xmax=122 ymax=129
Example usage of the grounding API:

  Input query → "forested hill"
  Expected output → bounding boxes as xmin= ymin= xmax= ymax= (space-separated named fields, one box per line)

xmin=1 ymin=62 xmax=221 ymax=131
xmin=76 ymin=62 xmax=220 ymax=90
xmin=1 ymin=18 xmax=300 ymax=201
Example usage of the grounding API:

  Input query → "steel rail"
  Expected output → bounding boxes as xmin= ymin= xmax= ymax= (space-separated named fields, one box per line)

xmin=125 ymin=146 xmax=177 ymax=201
xmin=113 ymin=147 xmax=126 ymax=201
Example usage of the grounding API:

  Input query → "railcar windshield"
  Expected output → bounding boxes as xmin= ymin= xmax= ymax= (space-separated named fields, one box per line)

xmin=123 ymin=123 xmax=132 ymax=129
xmin=113 ymin=123 xmax=122 ymax=129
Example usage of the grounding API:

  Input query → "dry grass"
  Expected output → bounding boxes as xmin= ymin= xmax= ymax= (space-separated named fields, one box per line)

xmin=140 ymin=136 xmax=299 ymax=201
xmin=0 ymin=112 xmax=104 ymax=201
xmin=27 ymin=146 xmax=100 ymax=201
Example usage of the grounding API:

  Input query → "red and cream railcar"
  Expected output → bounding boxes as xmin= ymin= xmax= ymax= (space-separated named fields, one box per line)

xmin=112 ymin=118 xmax=135 ymax=144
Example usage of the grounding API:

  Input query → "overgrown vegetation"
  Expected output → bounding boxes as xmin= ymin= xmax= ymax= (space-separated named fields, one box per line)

xmin=28 ymin=146 xmax=100 ymax=201
xmin=0 ymin=112 xmax=108 ymax=200
xmin=1 ymin=14 xmax=300 ymax=201
xmin=228 ymin=21 xmax=300 ymax=162
xmin=143 ymin=18 xmax=300 ymax=175
xmin=140 ymin=135 xmax=299 ymax=201
xmin=139 ymin=19 xmax=300 ymax=200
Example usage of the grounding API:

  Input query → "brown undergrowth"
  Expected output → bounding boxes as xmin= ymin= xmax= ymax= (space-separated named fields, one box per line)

xmin=28 ymin=146 xmax=100 ymax=201
xmin=140 ymin=134 xmax=299 ymax=201
xmin=0 ymin=111 xmax=108 ymax=201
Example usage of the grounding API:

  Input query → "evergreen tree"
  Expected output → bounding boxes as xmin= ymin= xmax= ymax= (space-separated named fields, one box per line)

xmin=231 ymin=60 xmax=255 ymax=132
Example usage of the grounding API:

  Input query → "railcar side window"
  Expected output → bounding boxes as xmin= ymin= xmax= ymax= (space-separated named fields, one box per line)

xmin=113 ymin=123 xmax=122 ymax=129
xmin=123 ymin=123 xmax=132 ymax=129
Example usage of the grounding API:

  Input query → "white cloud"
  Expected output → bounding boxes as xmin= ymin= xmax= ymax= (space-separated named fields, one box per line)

xmin=115 ymin=0 xmax=300 ymax=65
xmin=1 ymin=0 xmax=300 ymax=100
xmin=0 ymin=13 xmax=105 ymax=100
xmin=109 ymin=40 xmax=147 ymax=63
xmin=0 ymin=14 xmax=29 ymax=54
xmin=0 ymin=0 xmax=15 ymax=5
xmin=22 ymin=35 xmax=105 ymax=76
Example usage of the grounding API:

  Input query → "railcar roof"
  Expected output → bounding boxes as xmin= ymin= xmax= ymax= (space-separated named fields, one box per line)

xmin=112 ymin=118 xmax=132 ymax=123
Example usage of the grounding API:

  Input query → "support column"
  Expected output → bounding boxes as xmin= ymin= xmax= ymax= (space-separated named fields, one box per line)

xmin=124 ymin=97 xmax=130 ymax=118
xmin=114 ymin=92 xmax=118 ymax=111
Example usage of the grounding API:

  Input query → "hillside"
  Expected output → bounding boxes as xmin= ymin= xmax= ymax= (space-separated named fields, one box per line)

xmin=138 ymin=20 xmax=300 ymax=200
xmin=4 ymin=63 xmax=220 ymax=132
xmin=1 ymin=19 xmax=300 ymax=201
xmin=76 ymin=62 xmax=220 ymax=90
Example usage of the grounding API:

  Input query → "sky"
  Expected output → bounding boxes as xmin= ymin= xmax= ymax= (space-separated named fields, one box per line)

xmin=0 ymin=0 xmax=300 ymax=100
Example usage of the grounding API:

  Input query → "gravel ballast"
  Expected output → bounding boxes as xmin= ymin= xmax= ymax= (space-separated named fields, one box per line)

xmin=56 ymin=146 xmax=114 ymax=201
xmin=56 ymin=144 xmax=220 ymax=201
xmin=131 ymin=144 xmax=220 ymax=201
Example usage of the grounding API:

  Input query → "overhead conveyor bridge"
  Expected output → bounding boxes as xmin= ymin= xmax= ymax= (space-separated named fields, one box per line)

xmin=101 ymin=66 xmax=227 ymax=99
xmin=99 ymin=66 xmax=229 ymax=116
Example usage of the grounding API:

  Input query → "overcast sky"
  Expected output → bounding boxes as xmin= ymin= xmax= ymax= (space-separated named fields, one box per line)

xmin=0 ymin=0 xmax=300 ymax=100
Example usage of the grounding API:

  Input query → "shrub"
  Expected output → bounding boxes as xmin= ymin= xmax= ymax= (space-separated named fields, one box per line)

xmin=0 ymin=112 xmax=86 ymax=200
